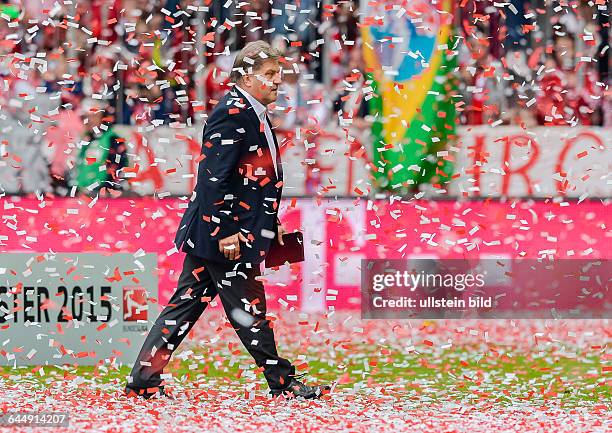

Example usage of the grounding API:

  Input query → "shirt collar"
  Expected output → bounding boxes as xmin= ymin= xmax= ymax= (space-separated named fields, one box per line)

xmin=234 ymin=84 xmax=267 ymax=119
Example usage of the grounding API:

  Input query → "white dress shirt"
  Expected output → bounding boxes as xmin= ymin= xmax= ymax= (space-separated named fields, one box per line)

xmin=234 ymin=85 xmax=278 ymax=178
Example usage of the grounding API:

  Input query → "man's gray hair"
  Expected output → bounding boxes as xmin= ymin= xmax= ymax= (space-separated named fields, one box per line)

xmin=230 ymin=41 xmax=282 ymax=84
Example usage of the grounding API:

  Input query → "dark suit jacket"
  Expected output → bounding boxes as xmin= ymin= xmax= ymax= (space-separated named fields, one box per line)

xmin=174 ymin=86 xmax=284 ymax=265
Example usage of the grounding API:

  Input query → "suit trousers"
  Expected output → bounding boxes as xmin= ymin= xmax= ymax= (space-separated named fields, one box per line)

xmin=126 ymin=253 xmax=295 ymax=393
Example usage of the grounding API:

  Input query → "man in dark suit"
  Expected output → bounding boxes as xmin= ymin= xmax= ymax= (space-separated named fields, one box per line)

xmin=125 ymin=41 xmax=328 ymax=400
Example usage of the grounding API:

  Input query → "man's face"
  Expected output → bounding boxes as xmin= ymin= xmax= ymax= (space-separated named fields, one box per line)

xmin=242 ymin=59 xmax=282 ymax=106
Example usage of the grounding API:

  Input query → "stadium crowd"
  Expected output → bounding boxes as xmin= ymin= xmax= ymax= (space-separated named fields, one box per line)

xmin=0 ymin=0 xmax=609 ymax=194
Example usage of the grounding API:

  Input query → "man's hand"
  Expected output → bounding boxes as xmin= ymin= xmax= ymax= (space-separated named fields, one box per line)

xmin=219 ymin=232 xmax=249 ymax=260
xmin=277 ymin=224 xmax=287 ymax=246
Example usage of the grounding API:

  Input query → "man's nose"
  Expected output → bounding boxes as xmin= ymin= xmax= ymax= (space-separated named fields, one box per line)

xmin=273 ymin=74 xmax=282 ymax=84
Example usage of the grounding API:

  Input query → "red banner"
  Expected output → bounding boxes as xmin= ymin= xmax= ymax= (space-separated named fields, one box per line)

xmin=1 ymin=197 xmax=609 ymax=312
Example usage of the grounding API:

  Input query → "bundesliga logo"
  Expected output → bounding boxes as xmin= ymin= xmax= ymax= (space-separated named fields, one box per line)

xmin=123 ymin=287 xmax=148 ymax=321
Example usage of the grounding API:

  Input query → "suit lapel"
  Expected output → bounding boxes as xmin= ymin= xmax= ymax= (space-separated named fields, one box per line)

xmin=230 ymin=87 xmax=263 ymax=141
xmin=231 ymin=87 xmax=282 ymax=182
xmin=265 ymin=114 xmax=283 ymax=182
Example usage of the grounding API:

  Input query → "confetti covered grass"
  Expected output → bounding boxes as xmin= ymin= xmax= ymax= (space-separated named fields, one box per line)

xmin=1 ymin=312 xmax=609 ymax=433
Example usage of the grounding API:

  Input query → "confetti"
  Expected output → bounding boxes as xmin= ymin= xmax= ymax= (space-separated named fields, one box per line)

xmin=0 ymin=2 xmax=609 ymax=430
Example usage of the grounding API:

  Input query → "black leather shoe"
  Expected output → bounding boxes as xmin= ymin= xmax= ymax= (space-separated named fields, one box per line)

xmin=125 ymin=386 xmax=175 ymax=400
xmin=269 ymin=375 xmax=330 ymax=399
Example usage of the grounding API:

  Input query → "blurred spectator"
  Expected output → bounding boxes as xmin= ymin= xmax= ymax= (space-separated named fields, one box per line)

xmin=332 ymin=44 xmax=373 ymax=134
xmin=269 ymin=0 xmax=319 ymax=50
xmin=536 ymin=26 xmax=602 ymax=126
xmin=0 ymin=78 xmax=53 ymax=193
xmin=230 ymin=0 xmax=271 ymax=50
xmin=269 ymin=47 xmax=329 ymax=132
xmin=203 ymin=54 xmax=232 ymax=113
xmin=458 ymin=28 xmax=509 ymax=125
xmin=73 ymin=98 xmax=128 ymax=192
xmin=48 ymin=108 xmax=84 ymax=196
xmin=270 ymin=50 xmax=308 ymax=130
xmin=324 ymin=1 xmax=359 ymax=88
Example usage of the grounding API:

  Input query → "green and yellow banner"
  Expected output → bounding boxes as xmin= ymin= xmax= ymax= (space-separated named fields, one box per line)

xmin=361 ymin=0 xmax=458 ymax=192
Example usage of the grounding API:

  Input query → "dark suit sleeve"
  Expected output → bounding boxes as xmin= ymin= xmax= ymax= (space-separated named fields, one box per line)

xmin=196 ymin=106 xmax=245 ymax=240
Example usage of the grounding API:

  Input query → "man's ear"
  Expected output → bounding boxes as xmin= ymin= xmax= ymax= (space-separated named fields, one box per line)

xmin=242 ymin=71 xmax=252 ymax=88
